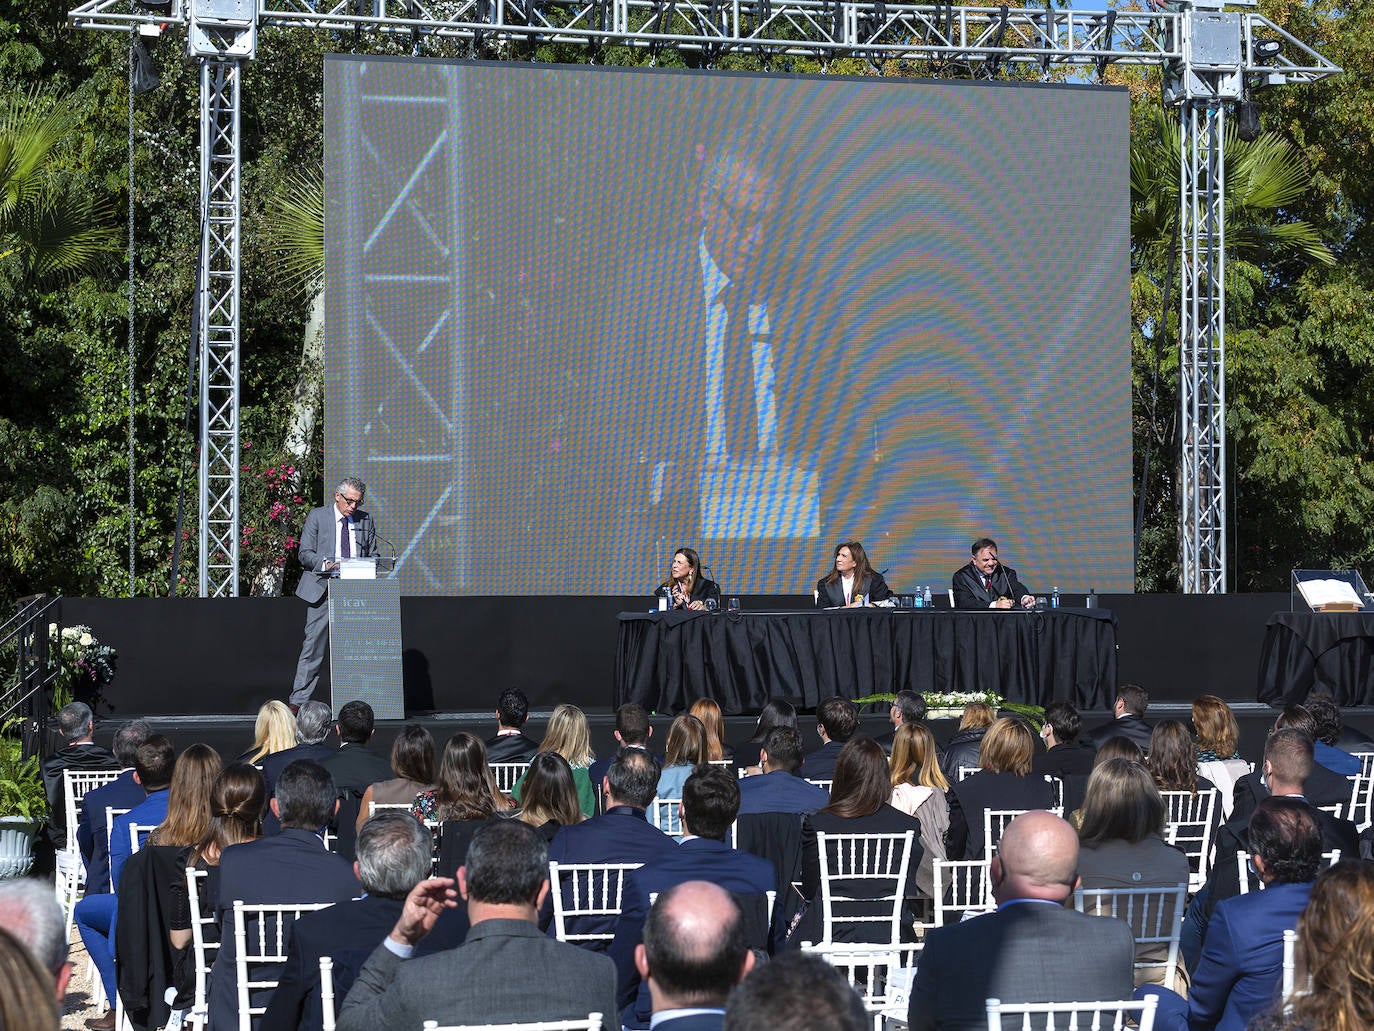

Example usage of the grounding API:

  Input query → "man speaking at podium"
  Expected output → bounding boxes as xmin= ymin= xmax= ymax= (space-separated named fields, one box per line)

xmin=952 ymin=537 xmax=1035 ymax=610
xmin=289 ymin=477 xmax=378 ymax=709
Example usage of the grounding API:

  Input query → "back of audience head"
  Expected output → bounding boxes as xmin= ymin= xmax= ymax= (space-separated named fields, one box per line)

xmin=823 ymin=737 xmax=890 ymax=819
xmin=1147 ymin=720 xmax=1199 ymax=792
xmin=462 ymin=819 xmax=548 ymax=909
xmin=1042 ymin=701 xmax=1081 ymax=746
xmin=978 ymin=717 xmax=1036 ymax=776
xmin=390 ymin=724 xmax=437 ymax=785
xmin=296 ymin=700 xmax=333 ymax=745
xmin=1265 ymin=727 xmax=1315 ymax=791
xmin=606 ymin=747 xmax=661 ymax=810
xmin=518 ymin=752 xmax=583 ymax=829
xmin=760 ymin=727 xmax=804 ymax=774
xmin=194 ymin=763 xmax=266 ymax=865
xmin=749 ymin=699 xmax=798 ymax=743
xmin=891 ymin=689 xmax=927 ymax=726
xmin=356 ymin=812 xmax=432 ymax=898
xmin=1279 ymin=860 xmax=1374 ymax=1030
xmin=688 ymin=699 xmax=729 ymax=761
xmin=149 ymin=742 xmax=221 ymax=848
xmin=665 ymin=714 xmax=709 ymax=769
xmin=1304 ymin=696 xmax=1343 ymax=747
xmin=993 ymin=810 xmax=1080 ymax=904
xmin=1191 ymin=695 xmax=1240 ymax=758
xmin=0 ymin=879 xmax=70 ymax=1000
xmin=434 ymin=732 xmax=502 ymax=820
xmin=1078 ymin=758 xmax=1165 ymax=849
xmin=112 ymin=719 xmax=152 ymax=767
xmin=682 ymin=764 xmax=740 ymax=840
xmin=134 ymin=735 xmax=176 ymax=792
xmin=0 ymin=925 xmax=60 ymax=1030
xmin=1274 ymin=703 xmax=1318 ymax=740
xmin=1094 ymin=735 xmax=1144 ymax=767
xmin=890 ymin=722 xmax=948 ymax=791
xmin=273 ymin=759 xmax=337 ymax=831
xmin=724 ymin=950 xmax=869 ymax=1031
xmin=1249 ymin=796 xmax=1321 ymax=885
xmin=497 ymin=687 xmax=530 ymax=730
xmin=246 ymin=701 xmax=295 ymax=764
xmin=336 ymin=700 xmax=375 ymax=745
xmin=639 ymin=882 xmax=752 ymax=1012
xmin=542 ymin=703 xmax=595 ymax=766
xmin=959 ymin=700 xmax=996 ymax=732
xmin=615 ymin=703 xmax=652 ymax=747
xmin=817 ymin=696 xmax=859 ymax=744
xmin=56 ymin=701 xmax=94 ymax=744
xmin=1116 ymin=683 xmax=1149 ymax=718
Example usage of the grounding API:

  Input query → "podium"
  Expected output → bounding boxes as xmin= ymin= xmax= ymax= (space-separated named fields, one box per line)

xmin=327 ymin=578 xmax=404 ymax=718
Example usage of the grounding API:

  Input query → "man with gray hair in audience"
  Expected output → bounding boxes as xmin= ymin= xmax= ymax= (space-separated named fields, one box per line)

xmin=41 ymin=700 xmax=118 ymax=851
xmin=0 ymin=878 xmax=72 ymax=1000
xmin=261 ymin=700 xmax=335 ymax=833
xmin=260 ymin=812 xmax=467 ymax=1031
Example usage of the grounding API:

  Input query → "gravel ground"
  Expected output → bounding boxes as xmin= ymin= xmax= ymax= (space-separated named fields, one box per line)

xmin=63 ymin=935 xmax=109 ymax=1031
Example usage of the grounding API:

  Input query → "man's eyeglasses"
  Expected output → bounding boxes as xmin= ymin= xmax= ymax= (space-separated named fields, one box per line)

xmin=336 ymin=493 xmax=363 ymax=508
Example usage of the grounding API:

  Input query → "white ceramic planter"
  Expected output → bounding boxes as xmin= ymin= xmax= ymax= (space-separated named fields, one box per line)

xmin=0 ymin=817 xmax=40 ymax=880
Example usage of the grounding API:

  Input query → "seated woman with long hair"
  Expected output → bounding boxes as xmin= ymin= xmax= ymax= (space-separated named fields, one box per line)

xmin=516 ymin=752 xmax=585 ymax=841
xmin=512 ymin=703 xmax=598 ymax=816
xmin=656 ymin=547 xmax=721 ymax=610
xmin=1191 ymin=695 xmax=1249 ymax=816
xmin=356 ymin=724 xmax=438 ymax=833
xmin=1147 ymin=720 xmax=1218 ymax=797
xmin=656 ymin=714 xmax=710 ymax=802
xmin=414 ymin=733 xmax=514 ymax=872
xmin=800 ymin=737 xmax=925 ymax=943
xmin=946 ymin=717 xmax=1054 ymax=860
xmin=1251 ymin=860 xmax=1374 ymax=1031
xmin=888 ymin=722 xmax=949 ymax=899
xmin=690 ymin=698 xmax=734 ymax=762
xmin=734 ymin=699 xmax=797 ymax=775
xmin=239 ymin=701 xmax=296 ymax=764
xmin=814 ymin=540 xmax=893 ymax=608
xmin=1077 ymin=758 xmax=1191 ymax=989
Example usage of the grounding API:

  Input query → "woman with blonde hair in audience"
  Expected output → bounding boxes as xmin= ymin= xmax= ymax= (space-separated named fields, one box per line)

xmin=888 ymin=722 xmax=949 ymax=898
xmin=947 ymin=717 xmax=1054 ymax=859
xmin=938 ymin=700 xmax=996 ymax=781
xmin=689 ymin=698 xmax=734 ymax=762
xmin=1148 ymin=719 xmax=1217 ymax=796
xmin=239 ymin=700 xmax=296 ymax=764
xmin=356 ymin=724 xmax=437 ymax=833
xmin=516 ymin=752 xmax=585 ymax=841
xmin=1192 ymin=695 xmax=1249 ymax=816
xmin=0 ymin=925 xmax=60 ymax=1031
xmin=1251 ymin=860 xmax=1374 ymax=1031
xmin=512 ymin=703 xmax=597 ymax=816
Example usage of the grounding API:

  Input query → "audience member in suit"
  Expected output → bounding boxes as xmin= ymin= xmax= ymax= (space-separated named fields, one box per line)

xmin=802 ymin=696 xmax=858 ymax=782
xmin=587 ymin=703 xmax=657 ymax=804
xmin=937 ymin=701 xmax=995 ymax=783
xmin=1229 ymin=703 xmax=1357 ymax=825
xmin=1304 ymin=697 xmax=1363 ymax=776
xmin=950 ymin=537 xmax=1035 ymax=610
xmin=76 ymin=734 xmax=175 ymax=1031
xmin=78 ymin=720 xmax=152 ymax=896
xmin=730 ymin=700 xmax=797 ymax=776
xmin=799 ymin=737 xmax=925 ymax=944
xmin=908 ymin=811 xmax=1136 ymax=1031
xmin=612 ymin=767 xmax=778 ymax=1027
xmin=946 ymin=718 xmax=1054 ymax=860
xmin=1082 ymin=683 xmax=1154 ymax=751
xmin=737 ymin=728 xmax=830 ymax=816
xmin=206 ymin=760 xmax=360 ymax=1031
xmin=260 ymin=701 xmax=336 ymax=835
xmin=484 ymin=687 xmax=541 ymax=762
xmin=337 ymin=820 xmax=617 ymax=1031
xmin=321 ymin=700 xmax=395 ymax=859
xmin=261 ymin=813 xmax=467 ymax=1031
xmin=887 ymin=722 xmax=950 ymax=899
xmin=545 ymin=749 xmax=676 ymax=941
xmin=0 ymin=877 xmax=73 ymax=1002
xmin=1032 ymin=702 xmax=1096 ymax=811
xmin=815 ymin=541 xmax=893 ymax=608
xmin=724 ymin=950 xmax=870 ymax=1031
xmin=41 ymin=701 xmax=119 ymax=852
xmin=1181 ymin=729 xmax=1359 ymax=974
xmin=873 ymin=690 xmax=926 ymax=755
xmin=633 ymin=882 xmax=756 ymax=1031
xmin=1142 ymin=797 xmax=1323 ymax=1031
xmin=355 ymin=724 xmax=436 ymax=834
xmin=1247 ymin=860 xmax=1374 ymax=1031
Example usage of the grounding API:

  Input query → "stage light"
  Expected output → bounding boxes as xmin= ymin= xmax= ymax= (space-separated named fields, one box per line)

xmin=1236 ymin=99 xmax=1261 ymax=142
xmin=1253 ymin=38 xmax=1282 ymax=64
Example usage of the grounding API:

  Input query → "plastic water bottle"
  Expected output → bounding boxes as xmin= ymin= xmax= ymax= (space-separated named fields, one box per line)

xmin=1051 ymin=585 xmax=1061 ymax=609
xmin=914 ymin=588 xmax=924 ymax=609
xmin=923 ymin=584 xmax=933 ymax=609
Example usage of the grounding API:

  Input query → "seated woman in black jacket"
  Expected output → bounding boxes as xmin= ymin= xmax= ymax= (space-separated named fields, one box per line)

xmin=655 ymin=546 xmax=721 ymax=610
xmin=946 ymin=717 xmax=1055 ymax=860
xmin=814 ymin=541 xmax=892 ymax=608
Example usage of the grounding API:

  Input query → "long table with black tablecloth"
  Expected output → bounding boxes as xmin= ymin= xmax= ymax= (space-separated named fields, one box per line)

xmin=614 ymin=607 xmax=1118 ymax=714
xmin=1257 ymin=611 xmax=1374 ymax=707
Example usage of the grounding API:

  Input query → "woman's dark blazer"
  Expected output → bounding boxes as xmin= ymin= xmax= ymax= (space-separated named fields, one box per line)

xmin=814 ymin=571 xmax=893 ymax=608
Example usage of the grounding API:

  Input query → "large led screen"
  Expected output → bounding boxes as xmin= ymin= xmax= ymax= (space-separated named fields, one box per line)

xmin=324 ymin=57 xmax=1132 ymax=596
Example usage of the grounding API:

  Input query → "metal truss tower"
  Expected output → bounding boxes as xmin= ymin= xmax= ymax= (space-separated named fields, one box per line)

xmin=70 ymin=0 xmax=1339 ymax=596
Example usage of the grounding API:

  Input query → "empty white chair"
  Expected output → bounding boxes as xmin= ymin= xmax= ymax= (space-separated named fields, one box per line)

xmin=932 ymin=858 xmax=993 ymax=927
xmin=984 ymin=995 xmax=1157 ymax=1030
xmin=814 ymin=830 xmax=915 ymax=945
xmin=421 ymin=1015 xmax=603 ymax=1031
xmin=547 ymin=862 xmax=642 ymax=948
xmin=232 ymin=900 xmax=335 ymax=1031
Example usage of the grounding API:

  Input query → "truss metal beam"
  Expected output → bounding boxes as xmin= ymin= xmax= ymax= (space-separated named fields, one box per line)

xmin=70 ymin=0 xmax=1340 ymax=596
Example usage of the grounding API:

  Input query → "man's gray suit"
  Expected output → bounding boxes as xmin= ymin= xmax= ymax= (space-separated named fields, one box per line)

xmin=908 ymin=902 xmax=1135 ymax=1030
xmin=290 ymin=503 xmax=377 ymax=705
xmin=337 ymin=919 xmax=617 ymax=1031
